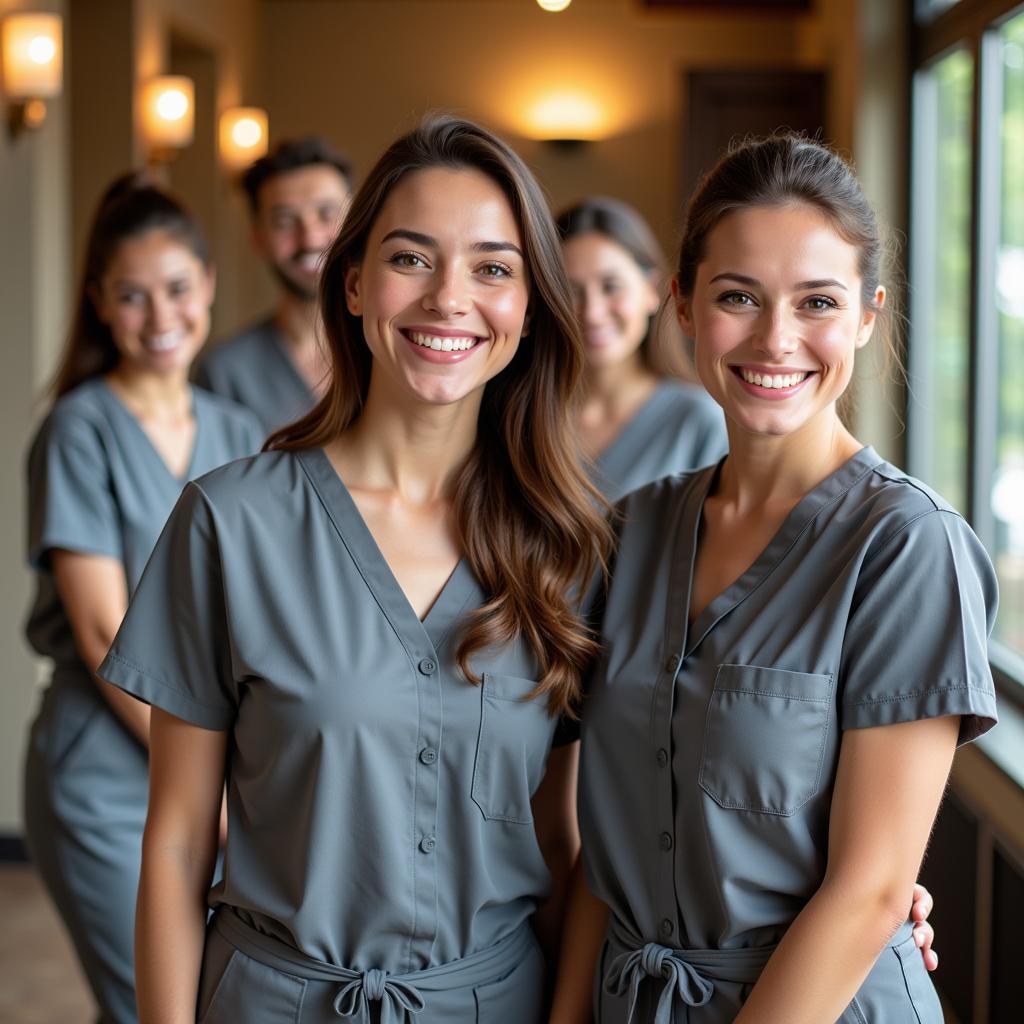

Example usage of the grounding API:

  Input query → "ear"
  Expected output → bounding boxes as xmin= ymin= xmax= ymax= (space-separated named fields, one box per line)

xmin=856 ymin=285 xmax=886 ymax=349
xmin=344 ymin=264 xmax=362 ymax=316
xmin=670 ymin=276 xmax=695 ymax=337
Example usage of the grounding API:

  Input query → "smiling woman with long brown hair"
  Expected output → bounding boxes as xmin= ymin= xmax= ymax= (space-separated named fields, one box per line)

xmin=97 ymin=115 xmax=611 ymax=1024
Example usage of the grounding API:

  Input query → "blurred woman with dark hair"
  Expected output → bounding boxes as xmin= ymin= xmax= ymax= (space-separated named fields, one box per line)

xmin=23 ymin=173 xmax=261 ymax=1024
xmin=557 ymin=197 xmax=726 ymax=500
xmin=98 ymin=116 xmax=611 ymax=1023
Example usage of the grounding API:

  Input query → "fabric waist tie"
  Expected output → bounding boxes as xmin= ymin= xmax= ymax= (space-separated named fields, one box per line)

xmin=214 ymin=907 xmax=534 ymax=1023
xmin=604 ymin=917 xmax=777 ymax=1024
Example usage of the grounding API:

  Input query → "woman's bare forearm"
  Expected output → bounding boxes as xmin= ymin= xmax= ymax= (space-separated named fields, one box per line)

xmin=549 ymin=857 xmax=609 ymax=1024
xmin=135 ymin=830 xmax=216 ymax=1023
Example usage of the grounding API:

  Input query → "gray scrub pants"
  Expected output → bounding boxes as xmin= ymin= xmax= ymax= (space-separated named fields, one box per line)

xmin=23 ymin=674 xmax=146 ymax=1024
xmin=197 ymin=909 xmax=547 ymax=1023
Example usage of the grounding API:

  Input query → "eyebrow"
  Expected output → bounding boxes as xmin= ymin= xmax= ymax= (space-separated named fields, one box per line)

xmin=709 ymin=272 xmax=847 ymax=291
xmin=380 ymin=228 xmax=524 ymax=258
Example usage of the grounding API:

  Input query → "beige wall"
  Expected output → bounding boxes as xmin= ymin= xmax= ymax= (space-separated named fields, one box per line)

xmin=1 ymin=0 xmax=71 ymax=834
xmin=262 ymin=0 xmax=858 ymax=260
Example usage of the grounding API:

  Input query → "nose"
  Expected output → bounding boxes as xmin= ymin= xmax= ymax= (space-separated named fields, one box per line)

xmin=579 ymin=284 xmax=605 ymax=326
xmin=146 ymin=291 xmax=178 ymax=332
xmin=753 ymin=306 xmax=798 ymax=358
xmin=424 ymin=264 xmax=471 ymax=317
xmin=298 ymin=213 xmax=333 ymax=253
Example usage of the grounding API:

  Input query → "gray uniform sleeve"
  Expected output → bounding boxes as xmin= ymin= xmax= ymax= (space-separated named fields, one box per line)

xmin=27 ymin=412 xmax=122 ymax=568
xmin=839 ymin=508 xmax=998 ymax=744
xmin=98 ymin=482 xmax=238 ymax=730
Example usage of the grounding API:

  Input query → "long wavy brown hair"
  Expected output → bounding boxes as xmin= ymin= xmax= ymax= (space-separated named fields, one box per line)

xmin=268 ymin=115 xmax=612 ymax=714
xmin=51 ymin=171 xmax=210 ymax=398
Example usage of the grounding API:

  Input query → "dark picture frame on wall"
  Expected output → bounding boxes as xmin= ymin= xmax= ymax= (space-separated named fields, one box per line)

xmin=642 ymin=1 xmax=812 ymax=10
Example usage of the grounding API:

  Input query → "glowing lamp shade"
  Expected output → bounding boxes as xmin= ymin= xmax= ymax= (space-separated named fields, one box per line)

xmin=528 ymin=91 xmax=605 ymax=142
xmin=2 ymin=13 xmax=63 ymax=99
xmin=536 ymin=0 xmax=572 ymax=10
xmin=219 ymin=107 xmax=269 ymax=169
xmin=142 ymin=76 xmax=194 ymax=151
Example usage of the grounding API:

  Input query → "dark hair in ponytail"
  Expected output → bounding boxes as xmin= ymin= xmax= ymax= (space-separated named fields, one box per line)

xmin=51 ymin=171 xmax=210 ymax=397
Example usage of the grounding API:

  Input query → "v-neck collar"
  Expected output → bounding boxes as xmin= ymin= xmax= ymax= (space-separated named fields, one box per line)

xmin=297 ymin=448 xmax=478 ymax=654
xmin=670 ymin=446 xmax=884 ymax=660
xmin=98 ymin=378 xmax=200 ymax=484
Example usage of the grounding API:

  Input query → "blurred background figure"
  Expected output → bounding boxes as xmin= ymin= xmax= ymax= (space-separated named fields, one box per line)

xmin=195 ymin=137 xmax=353 ymax=434
xmin=21 ymin=174 xmax=261 ymax=1024
xmin=558 ymin=197 xmax=726 ymax=500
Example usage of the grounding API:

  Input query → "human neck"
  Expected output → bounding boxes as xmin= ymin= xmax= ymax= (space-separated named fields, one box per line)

xmin=329 ymin=377 xmax=480 ymax=506
xmin=106 ymin=364 xmax=191 ymax=420
xmin=273 ymin=292 xmax=320 ymax=355
xmin=583 ymin=353 xmax=659 ymax=416
xmin=716 ymin=413 xmax=863 ymax=516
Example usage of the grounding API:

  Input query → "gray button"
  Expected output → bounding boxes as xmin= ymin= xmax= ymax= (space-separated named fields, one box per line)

xmin=660 ymin=918 xmax=674 ymax=938
xmin=418 ymin=658 xmax=436 ymax=675
xmin=656 ymin=748 xmax=669 ymax=766
xmin=659 ymin=831 xmax=673 ymax=851
xmin=419 ymin=835 xmax=436 ymax=854
xmin=665 ymin=653 xmax=681 ymax=673
xmin=419 ymin=747 xmax=437 ymax=765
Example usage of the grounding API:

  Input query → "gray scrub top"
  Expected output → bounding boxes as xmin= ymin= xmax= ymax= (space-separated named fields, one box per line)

xmin=26 ymin=377 xmax=262 ymax=675
xmin=579 ymin=447 xmax=997 ymax=1017
xmin=98 ymin=449 xmax=560 ymax=973
xmin=194 ymin=317 xmax=317 ymax=436
xmin=590 ymin=380 xmax=727 ymax=503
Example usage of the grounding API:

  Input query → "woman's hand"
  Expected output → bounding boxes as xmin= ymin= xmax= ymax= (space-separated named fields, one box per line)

xmin=911 ymin=882 xmax=938 ymax=971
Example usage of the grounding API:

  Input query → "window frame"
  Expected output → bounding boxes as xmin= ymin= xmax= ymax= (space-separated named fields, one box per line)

xmin=910 ymin=0 xmax=1024 ymax=708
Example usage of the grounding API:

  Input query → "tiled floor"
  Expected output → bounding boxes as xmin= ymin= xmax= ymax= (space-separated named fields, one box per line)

xmin=1 ymin=863 xmax=94 ymax=1023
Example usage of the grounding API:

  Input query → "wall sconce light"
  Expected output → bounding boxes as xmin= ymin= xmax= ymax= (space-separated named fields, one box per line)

xmin=219 ymin=107 xmax=268 ymax=170
xmin=2 ymin=12 xmax=63 ymax=137
xmin=141 ymin=75 xmax=194 ymax=163
xmin=536 ymin=0 xmax=573 ymax=10
xmin=528 ymin=92 xmax=604 ymax=147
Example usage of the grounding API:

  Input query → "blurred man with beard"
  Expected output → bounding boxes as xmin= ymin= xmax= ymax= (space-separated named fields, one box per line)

xmin=196 ymin=138 xmax=352 ymax=434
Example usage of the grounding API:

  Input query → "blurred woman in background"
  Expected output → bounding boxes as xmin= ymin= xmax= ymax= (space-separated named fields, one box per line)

xmin=23 ymin=174 xmax=261 ymax=1024
xmin=557 ymin=197 xmax=726 ymax=500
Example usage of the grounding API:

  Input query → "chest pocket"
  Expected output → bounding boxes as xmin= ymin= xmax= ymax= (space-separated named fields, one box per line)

xmin=471 ymin=673 xmax=555 ymax=824
xmin=698 ymin=664 xmax=834 ymax=816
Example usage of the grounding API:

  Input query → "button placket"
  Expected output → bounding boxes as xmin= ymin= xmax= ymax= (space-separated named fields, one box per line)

xmin=410 ymin=647 xmax=443 ymax=951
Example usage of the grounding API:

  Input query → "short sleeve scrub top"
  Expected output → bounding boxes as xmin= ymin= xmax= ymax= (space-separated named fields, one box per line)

xmin=588 ymin=380 xmax=727 ymax=503
xmin=99 ymin=449 xmax=561 ymax=1023
xmin=194 ymin=317 xmax=317 ymax=436
xmin=23 ymin=378 xmax=261 ymax=1024
xmin=579 ymin=447 xmax=998 ymax=1024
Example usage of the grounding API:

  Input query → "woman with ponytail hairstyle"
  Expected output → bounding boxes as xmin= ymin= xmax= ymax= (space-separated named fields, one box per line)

xmin=24 ymin=173 xmax=260 ymax=1024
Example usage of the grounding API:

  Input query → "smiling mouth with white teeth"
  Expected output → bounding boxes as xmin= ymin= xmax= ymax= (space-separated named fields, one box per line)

xmin=295 ymin=252 xmax=325 ymax=272
xmin=736 ymin=367 xmax=811 ymax=390
xmin=406 ymin=330 xmax=480 ymax=352
xmin=143 ymin=330 xmax=185 ymax=353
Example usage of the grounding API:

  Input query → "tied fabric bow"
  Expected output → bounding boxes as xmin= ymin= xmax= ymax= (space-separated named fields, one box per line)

xmin=605 ymin=942 xmax=715 ymax=1024
xmin=332 ymin=969 xmax=426 ymax=1023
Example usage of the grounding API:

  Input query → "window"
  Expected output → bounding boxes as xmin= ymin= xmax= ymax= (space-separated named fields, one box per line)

xmin=992 ymin=11 xmax=1024 ymax=656
xmin=910 ymin=0 xmax=1024 ymax=684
